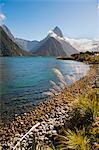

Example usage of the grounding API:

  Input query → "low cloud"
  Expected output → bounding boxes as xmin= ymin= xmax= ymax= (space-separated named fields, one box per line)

xmin=0 ymin=13 xmax=6 ymax=21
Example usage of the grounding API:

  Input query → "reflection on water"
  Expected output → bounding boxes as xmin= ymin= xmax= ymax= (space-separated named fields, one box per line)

xmin=0 ymin=57 xmax=90 ymax=125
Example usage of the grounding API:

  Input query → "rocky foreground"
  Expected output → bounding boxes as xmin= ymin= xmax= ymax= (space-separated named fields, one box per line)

xmin=0 ymin=64 xmax=98 ymax=150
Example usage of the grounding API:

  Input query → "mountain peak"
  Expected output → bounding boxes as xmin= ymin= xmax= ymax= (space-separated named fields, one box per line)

xmin=53 ymin=26 xmax=63 ymax=37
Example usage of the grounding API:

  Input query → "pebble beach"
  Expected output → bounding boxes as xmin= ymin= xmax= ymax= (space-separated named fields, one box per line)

xmin=0 ymin=64 xmax=98 ymax=150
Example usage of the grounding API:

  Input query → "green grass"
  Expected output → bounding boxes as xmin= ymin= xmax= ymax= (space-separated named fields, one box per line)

xmin=57 ymin=129 xmax=91 ymax=150
xmin=55 ymin=89 xmax=99 ymax=150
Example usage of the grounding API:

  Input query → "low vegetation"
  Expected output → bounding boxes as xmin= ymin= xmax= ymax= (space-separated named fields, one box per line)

xmin=55 ymin=89 xmax=99 ymax=150
xmin=31 ymin=88 xmax=99 ymax=150
xmin=57 ymin=51 xmax=99 ymax=64
xmin=71 ymin=51 xmax=99 ymax=63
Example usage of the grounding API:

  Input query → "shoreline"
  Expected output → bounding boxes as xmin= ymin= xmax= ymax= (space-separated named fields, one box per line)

xmin=56 ymin=52 xmax=99 ymax=64
xmin=0 ymin=64 xmax=98 ymax=149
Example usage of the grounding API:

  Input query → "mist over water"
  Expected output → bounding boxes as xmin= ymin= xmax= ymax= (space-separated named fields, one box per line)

xmin=0 ymin=57 xmax=90 ymax=124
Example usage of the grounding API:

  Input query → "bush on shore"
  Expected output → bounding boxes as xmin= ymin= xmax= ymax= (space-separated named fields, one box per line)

xmin=71 ymin=52 xmax=99 ymax=63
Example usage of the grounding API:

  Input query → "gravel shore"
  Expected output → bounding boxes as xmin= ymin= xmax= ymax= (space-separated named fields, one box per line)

xmin=0 ymin=64 xmax=98 ymax=150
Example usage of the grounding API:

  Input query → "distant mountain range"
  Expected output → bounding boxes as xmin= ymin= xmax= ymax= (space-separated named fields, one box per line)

xmin=0 ymin=25 xmax=99 ymax=56
xmin=65 ymin=38 xmax=99 ymax=52
xmin=15 ymin=38 xmax=39 ymax=51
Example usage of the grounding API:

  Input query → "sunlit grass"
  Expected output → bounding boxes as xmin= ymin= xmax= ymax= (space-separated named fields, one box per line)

xmin=76 ymin=89 xmax=99 ymax=120
xmin=57 ymin=129 xmax=91 ymax=150
xmin=55 ymin=89 xmax=99 ymax=150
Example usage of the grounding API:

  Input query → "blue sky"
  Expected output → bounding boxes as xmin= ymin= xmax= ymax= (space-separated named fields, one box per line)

xmin=0 ymin=0 xmax=99 ymax=40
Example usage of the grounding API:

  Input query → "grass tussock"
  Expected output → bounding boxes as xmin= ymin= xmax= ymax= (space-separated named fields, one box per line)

xmin=55 ymin=89 xmax=99 ymax=150
xmin=57 ymin=129 xmax=91 ymax=150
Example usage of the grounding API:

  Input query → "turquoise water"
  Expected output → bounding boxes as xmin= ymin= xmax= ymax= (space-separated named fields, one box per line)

xmin=0 ymin=57 xmax=89 ymax=124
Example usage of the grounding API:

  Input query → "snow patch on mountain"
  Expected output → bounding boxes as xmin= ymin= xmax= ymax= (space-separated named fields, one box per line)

xmin=47 ymin=29 xmax=78 ymax=55
xmin=65 ymin=37 xmax=99 ymax=52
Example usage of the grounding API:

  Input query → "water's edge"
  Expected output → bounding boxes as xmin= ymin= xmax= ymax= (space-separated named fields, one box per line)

xmin=0 ymin=57 xmax=90 ymax=124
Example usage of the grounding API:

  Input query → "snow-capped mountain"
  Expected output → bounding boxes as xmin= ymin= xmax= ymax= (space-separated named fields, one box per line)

xmin=15 ymin=38 xmax=39 ymax=51
xmin=1 ymin=24 xmax=98 ymax=56
xmin=32 ymin=26 xmax=78 ymax=56
xmin=65 ymin=38 xmax=99 ymax=52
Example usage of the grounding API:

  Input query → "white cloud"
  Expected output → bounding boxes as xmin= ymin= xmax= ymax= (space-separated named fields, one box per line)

xmin=97 ymin=4 xmax=99 ymax=9
xmin=0 ymin=13 xmax=6 ymax=21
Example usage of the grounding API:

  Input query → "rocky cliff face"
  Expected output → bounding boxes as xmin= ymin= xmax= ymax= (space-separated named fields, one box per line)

xmin=0 ymin=26 xmax=31 ymax=56
xmin=53 ymin=26 xmax=63 ymax=37
xmin=33 ymin=37 xmax=66 ymax=56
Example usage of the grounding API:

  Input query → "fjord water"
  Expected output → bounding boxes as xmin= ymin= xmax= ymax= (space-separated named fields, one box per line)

xmin=0 ymin=57 xmax=89 ymax=124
